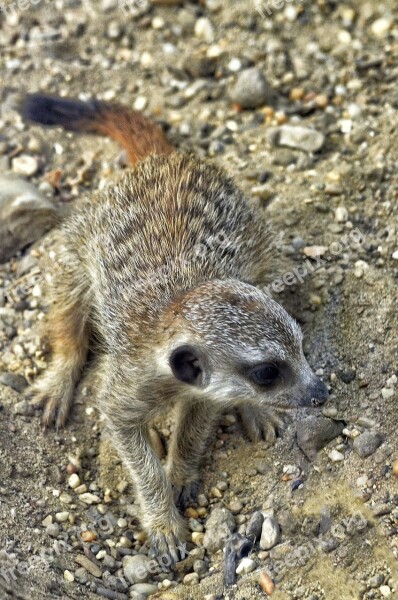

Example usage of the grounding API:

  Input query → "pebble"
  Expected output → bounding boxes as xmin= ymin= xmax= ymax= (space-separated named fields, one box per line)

xmin=380 ymin=586 xmax=391 ymax=597
xmin=11 ymin=155 xmax=39 ymax=177
xmin=203 ymin=508 xmax=235 ymax=553
xmin=79 ymin=492 xmax=101 ymax=504
xmin=194 ymin=17 xmax=215 ymax=43
xmin=14 ymin=399 xmax=34 ymax=417
xmin=0 ymin=373 xmax=28 ymax=393
xmin=229 ymin=500 xmax=243 ymax=515
xmin=81 ymin=530 xmax=96 ymax=542
xmin=55 ymin=511 xmax=70 ymax=523
xmin=260 ymin=516 xmax=280 ymax=550
xmin=392 ymin=459 xmax=398 ymax=476
xmin=335 ymin=206 xmax=348 ymax=223
xmin=183 ymin=572 xmax=199 ymax=585
xmin=68 ymin=473 xmax=81 ymax=489
xmin=381 ymin=388 xmax=394 ymax=400
xmin=75 ymin=554 xmax=102 ymax=578
xmin=268 ymin=125 xmax=325 ymax=153
xmin=246 ymin=511 xmax=264 ymax=541
xmin=368 ymin=574 xmax=384 ymax=588
xmin=236 ymin=557 xmax=255 ymax=575
xmin=129 ymin=583 xmax=158 ymax=598
xmin=328 ymin=449 xmax=345 ymax=462
xmin=230 ymin=68 xmax=275 ymax=109
xmin=122 ymin=555 xmax=153 ymax=584
xmin=258 ymin=571 xmax=275 ymax=595
xmin=354 ymin=260 xmax=369 ymax=278
xmin=353 ymin=431 xmax=384 ymax=458
xmin=64 ymin=570 xmax=74 ymax=583
xmin=370 ymin=18 xmax=392 ymax=37
xmin=46 ymin=523 xmax=60 ymax=538
xmin=296 ymin=416 xmax=345 ymax=461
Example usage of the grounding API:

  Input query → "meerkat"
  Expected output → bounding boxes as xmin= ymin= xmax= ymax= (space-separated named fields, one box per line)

xmin=21 ymin=94 xmax=328 ymax=563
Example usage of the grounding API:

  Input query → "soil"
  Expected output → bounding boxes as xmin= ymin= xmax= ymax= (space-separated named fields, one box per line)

xmin=0 ymin=1 xmax=397 ymax=599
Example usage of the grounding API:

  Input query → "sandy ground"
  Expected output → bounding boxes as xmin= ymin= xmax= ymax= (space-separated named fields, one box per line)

xmin=0 ymin=1 xmax=397 ymax=599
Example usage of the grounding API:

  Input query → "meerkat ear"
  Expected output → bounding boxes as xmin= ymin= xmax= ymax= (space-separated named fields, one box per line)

xmin=169 ymin=345 xmax=205 ymax=386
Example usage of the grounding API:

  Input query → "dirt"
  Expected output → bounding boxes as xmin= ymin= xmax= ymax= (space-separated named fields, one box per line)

xmin=0 ymin=1 xmax=397 ymax=599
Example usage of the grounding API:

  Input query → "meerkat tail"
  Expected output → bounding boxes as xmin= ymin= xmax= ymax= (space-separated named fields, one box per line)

xmin=20 ymin=93 xmax=174 ymax=164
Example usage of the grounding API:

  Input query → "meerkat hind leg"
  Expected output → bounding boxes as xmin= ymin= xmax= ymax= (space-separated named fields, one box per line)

xmin=28 ymin=293 xmax=89 ymax=428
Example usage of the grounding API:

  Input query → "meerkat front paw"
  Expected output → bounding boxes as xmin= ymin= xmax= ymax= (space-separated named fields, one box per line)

xmin=238 ymin=404 xmax=285 ymax=445
xmin=147 ymin=515 xmax=189 ymax=567
xmin=26 ymin=368 xmax=75 ymax=428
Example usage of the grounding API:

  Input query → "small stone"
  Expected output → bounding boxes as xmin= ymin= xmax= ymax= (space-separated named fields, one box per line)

xmin=354 ymin=260 xmax=369 ymax=278
xmin=12 ymin=155 xmax=39 ymax=176
xmin=75 ymin=554 xmax=102 ymax=578
xmin=229 ymin=501 xmax=243 ymax=515
xmin=260 ymin=516 xmax=280 ymax=551
xmin=14 ymin=399 xmax=34 ymax=416
xmin=335 ymin=206 xmax=348 ymax=223
xmin=68 ymin=473 xmax=81 ymax=489
xmin=41 ymin=515 xmax=53 ymax=527
xmin=328 ymin=449 xmax=344 ymax=462
xmin=130 ymin=583 xmax=158 ymax=598
xmin=392 ymin=250 xmax=398 ymax=260
xmin=268 ymin=125 xmax=324 ymax=153
xmin=353 ymin=431 xmax=384 ymax=458
xmin=133 ymin=96 xmax=148 ymax=112
xmin=46 ymin=523 xmax=60 ymax=537
xmin=194 ymin=17 xmax=215 ymax=43
xmin=368 ymin=574 xmax=384 ymax=588
xmin=81 ymin=530 xmax=96 ymax=542
xmin=370 ymin=17 xmax=392 ymax=37
xmin=55 ymin=511 xmax=69 ymax=522
xmin=0 ymin=373 xmax=28 ymax=393
xmin=192 ymin=532 xmax=205 ymax=546
xmin=231 ymin=68 xmax=276 ymax=109
xmin=79 ymin=492 xmax=100 ymax=504
xmin=183 ymin=572 xmax=199 ymax=585
xmin=246 ymin=511 xmax=264 ymax=541
xmin=123 ymin=555 xmax=154 ymax=584
xmin=193 ymin=559 xmax=207 ymax=576
xmin=381 ymin=388 xmax=394 ymax=400
xmin=380 ymin=585 xmax=391 ymax=597
xmin=258 ymin=571 xmax=275 ymax=595
xmin=236 ymin=557 xmax=255 ymax=575
xmin=303 ymin=246 xmax=327 ymax=258
xmin=63 ymin=570 xmax=74 ymax=583
xmin=392 ymin=459 xmax=398 ymax=476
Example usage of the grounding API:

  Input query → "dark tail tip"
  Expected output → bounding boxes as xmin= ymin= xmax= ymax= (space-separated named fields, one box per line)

xmin=20 ymin=93 xmax=101 ymax=131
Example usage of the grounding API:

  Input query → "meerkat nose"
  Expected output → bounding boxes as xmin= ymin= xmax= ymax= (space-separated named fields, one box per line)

xmin=299 ymin=377 xmax=329 ymax=407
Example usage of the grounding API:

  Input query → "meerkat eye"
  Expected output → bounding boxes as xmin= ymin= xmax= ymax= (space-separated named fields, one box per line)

xmin=249 ymin=363 xmax=280 ymax=387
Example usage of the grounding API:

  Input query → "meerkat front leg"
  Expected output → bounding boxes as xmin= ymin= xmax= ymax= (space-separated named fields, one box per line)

xmin=104 ymin=402 xmax=188 ymax=563
xmin=166 ymin=400 xmax=221 ymax=510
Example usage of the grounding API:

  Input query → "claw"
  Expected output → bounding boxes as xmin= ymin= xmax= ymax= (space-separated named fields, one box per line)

xmin=238 ymin=404 xmax=284 ymax=445
xmin=173 ymin=480 xmax=201 ymax=511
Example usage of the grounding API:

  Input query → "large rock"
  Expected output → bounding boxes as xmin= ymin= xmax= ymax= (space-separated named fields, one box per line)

xmin=296 ymin=416 xmax=345 ymax=461
xmin=0 ymin=175 xmax=58 ymax=263
xmin=268 ymin=125 xmax=325 ymax=153
xmin=203 ymin=507 xmax=235 ymax=553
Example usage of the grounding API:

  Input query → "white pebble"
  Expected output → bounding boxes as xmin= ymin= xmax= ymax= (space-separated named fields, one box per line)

xmin=371 ymin=18 xmax=392 ymax=37
xmin=381 ymin=388 xmax=394 ymax=400
xmin=79 ymin=492 xmax=100 ymax=504
xmin=392 ymin=250 xmax=398 ymax=260
xmin=335 ymin=206 xmax=348 ymax=223
xmin=12 ymin=154 xmax=39 ymax=176
xmin=328 ymin=449 xmax=344 ymax=462
xmin=133 ymin=96 xmax=148 ymax=111
xmin=236 ymin=557 xmax=256 ymax=575
xmin=55 ymin=511 xmax=70 ymax=522
xmin=356 ymin=475 xmax=368 ymax=487
xmin=386 ymin=374 xmax=397 ymax=387
xmin=228 ymin=58 xmax=242 ymax=72
xmin=68 ymin=473 xmax=81 ymax=489
xmin=380 ymin=585 xmax=391 ymax=597
xmin=64 ymin=570 xmax=74 ymax=583
xmin=354 ymin=260 xmax=369 ymax=278
xmin=194 ymin=17 xmax=215 ymax=42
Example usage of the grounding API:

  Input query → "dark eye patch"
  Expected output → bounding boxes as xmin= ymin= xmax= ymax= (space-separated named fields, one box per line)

xmin=249 ymin=363 xmax=280 ymax=387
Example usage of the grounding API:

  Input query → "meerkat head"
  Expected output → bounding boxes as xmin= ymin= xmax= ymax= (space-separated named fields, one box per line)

xmin=157 ymin=279 xmax=328 ymax=410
